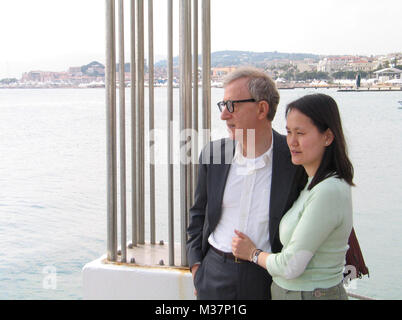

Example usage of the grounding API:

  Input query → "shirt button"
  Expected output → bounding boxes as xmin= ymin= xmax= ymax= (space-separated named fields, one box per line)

xmin=314 ymin=290 xmax=322 ymax=298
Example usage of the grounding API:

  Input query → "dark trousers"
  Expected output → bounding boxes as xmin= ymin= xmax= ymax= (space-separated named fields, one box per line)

xmin=194 ymin=247 xmax=272 ymax=300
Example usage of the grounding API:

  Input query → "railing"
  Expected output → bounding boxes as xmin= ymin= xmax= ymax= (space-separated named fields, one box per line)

xmin=105 ymin=0 xmax=211 ymax=267
xmin=104 ymin=0 xmax=377 ymax=301
xmin=347 ymin=292 xmax=376 ymax=300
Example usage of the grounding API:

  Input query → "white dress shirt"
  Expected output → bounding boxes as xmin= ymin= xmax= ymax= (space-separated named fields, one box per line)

xmin=208 ymin=138 xmax=273 ymax=253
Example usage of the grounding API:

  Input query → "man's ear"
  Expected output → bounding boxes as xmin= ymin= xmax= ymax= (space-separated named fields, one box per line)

xmin=258 ymin=100 xmax=269 ymax=120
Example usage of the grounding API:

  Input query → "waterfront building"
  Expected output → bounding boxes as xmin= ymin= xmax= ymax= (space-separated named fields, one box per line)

xmin=21 ymin=71 xmax=69 ymax=83
xmin=211 ymin=66 xmax=236 ymax=80
xmin=374 ymin=67 xmax=402 ymax=82
xmin=317 ymin=56 xmax=375 ymax=73
xmin=317 ymin=57 xmax=349 ymax=72
xmin=293 ymin=59 xmax=317 ymax=73
xmin=68 ymin=66 xmax=83 ymax=76
xmin=348 ymin=59 xmax=374 ymax=72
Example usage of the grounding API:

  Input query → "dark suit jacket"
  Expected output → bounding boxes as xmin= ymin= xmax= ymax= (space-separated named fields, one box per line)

xmin=186 ymin=130 xmax=306 ymax=268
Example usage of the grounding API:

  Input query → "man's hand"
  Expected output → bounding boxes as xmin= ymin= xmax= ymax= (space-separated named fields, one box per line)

xmin=191 ymin=264 xmax=200 ymax=296
xmin=232 ymin=229 xmax=256 ymax=261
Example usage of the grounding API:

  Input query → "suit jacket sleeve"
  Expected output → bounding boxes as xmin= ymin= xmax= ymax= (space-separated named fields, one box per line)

xmin=186 ymin=151 xmax=208 ymax=269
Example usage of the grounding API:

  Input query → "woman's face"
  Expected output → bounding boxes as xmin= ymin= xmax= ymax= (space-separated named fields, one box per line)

xmin=286 ymin=109 xmax=332 ymax=177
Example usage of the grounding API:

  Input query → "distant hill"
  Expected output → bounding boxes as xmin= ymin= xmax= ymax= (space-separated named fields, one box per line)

xmin=81 ymin=61 xmax=135 ymax=74
xmin=155 ymin=50 xmax=319 ymax=68
xmin=210 ymin=50 xmax=319 ymax=67
xmin=81 ymin=61 xmax=105 ymax=76
xmin=80 ymin=51 xmax=320 ymax=73
xmin=80 ymin=60 xmax=133 ymax=76
xmin=84 ymin=51 xmax=319 ymax=71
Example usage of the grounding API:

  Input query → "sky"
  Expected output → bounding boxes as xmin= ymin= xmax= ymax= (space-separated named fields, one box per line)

xmin=1 ymin=0 xmax=402 ymax=79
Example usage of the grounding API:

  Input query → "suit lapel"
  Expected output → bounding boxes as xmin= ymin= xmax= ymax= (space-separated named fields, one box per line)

xmin=269 ymin=131 xmax=295 ymax=244
xmin=208 ymin=139 xmax=235 ymax=232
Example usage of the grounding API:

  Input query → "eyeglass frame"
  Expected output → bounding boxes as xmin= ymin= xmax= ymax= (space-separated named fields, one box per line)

xmin=217 ymin=98 xmax=256 ymax=113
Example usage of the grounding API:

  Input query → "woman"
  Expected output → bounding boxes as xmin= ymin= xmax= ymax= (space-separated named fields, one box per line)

xmin=232 ymin=93 xmax=354 ymax=300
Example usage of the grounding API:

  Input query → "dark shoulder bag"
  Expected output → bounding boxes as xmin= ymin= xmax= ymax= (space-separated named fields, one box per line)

xmin=345 ymin=227 xmax=369 ymax=279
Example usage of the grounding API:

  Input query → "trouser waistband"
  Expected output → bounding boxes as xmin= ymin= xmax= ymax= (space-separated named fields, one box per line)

xmin=210 ymin=245 xmax=249 ymax=263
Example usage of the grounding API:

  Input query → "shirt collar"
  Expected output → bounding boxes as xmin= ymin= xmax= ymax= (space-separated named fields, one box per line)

xmin=233 ymin=135 xmax=273 ymax=172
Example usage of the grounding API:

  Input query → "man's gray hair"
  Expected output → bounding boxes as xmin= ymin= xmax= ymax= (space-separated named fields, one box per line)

xmin=223 ymin=67 xmax=280 ymax=121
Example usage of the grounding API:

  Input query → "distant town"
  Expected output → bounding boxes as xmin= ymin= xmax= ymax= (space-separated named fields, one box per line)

xmin=1 ymin=51 xmax=401 ymax=89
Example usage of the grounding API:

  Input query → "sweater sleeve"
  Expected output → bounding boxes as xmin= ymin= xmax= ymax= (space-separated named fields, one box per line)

xmin=266 ymin=181 xmax=344 ymax=280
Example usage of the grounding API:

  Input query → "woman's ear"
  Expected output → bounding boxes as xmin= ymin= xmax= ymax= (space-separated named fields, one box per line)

xmin=324 ymin=128 xmax=334 ymax=146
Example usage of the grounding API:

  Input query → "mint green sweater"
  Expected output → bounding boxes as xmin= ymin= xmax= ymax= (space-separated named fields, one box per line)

xmin=266 ymin=176 xmax=353 ymax=291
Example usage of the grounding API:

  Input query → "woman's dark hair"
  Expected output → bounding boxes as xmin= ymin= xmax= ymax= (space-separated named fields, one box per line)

xmin=286 ymin=93 xmax=354 ymax=190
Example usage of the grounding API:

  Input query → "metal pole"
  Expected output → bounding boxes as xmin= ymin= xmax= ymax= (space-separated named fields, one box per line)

xmin=148 ymin=0 xmax=156 ymax=245
xmin=130 ymin=0 xmax=137 ymax=248
xmin=186 ymin=0 xmax=193 ymax=226
xmin=192 ymin=0 xmax=198 ymax=207
xmin=105 ymin=0 xmax=117 ymax=261
xmin=179 ymin=0 xmax=192 ymax=267
xmin=167 ymin=0 xmax=174 ymax=266
xmin=202 ymin=0 xmax=211 ymax=147
xmin=179 ymin=0 xmax=187 ymax=266
xmin=136 ymin=0 xmax=145 ymax=244
xmin=118 ymin=0 xmax=127 ymax=263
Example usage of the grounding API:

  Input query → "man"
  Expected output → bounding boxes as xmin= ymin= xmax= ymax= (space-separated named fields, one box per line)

xmin=186 ymin=67 xmax=305 ymax=300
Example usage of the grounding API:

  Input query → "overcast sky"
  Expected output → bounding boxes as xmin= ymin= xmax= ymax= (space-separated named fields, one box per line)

xmin=1 ymin=0 xmax=401 ymax=79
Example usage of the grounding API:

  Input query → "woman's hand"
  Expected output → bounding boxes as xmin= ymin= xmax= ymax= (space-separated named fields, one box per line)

xmin=231 ymin=229 xmax=256 ymax=262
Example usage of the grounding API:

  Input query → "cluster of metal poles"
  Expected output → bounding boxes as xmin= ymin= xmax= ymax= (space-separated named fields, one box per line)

xmin=105 ymin=0 xmax=211 ymax=267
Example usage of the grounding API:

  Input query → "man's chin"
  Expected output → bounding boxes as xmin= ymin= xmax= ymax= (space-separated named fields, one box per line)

xmin=226 ymin=128 xmax=235 ymax=140
xmin=227 ymin=128 xmax=246 ymax=143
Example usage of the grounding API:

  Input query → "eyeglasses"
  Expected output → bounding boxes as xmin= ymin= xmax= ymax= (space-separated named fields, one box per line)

xmin=217 ymin=98 xmax=256 ymax=113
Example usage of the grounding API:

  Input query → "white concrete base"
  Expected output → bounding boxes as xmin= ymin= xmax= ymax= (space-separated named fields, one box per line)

xmin=82 ymin=255 xmax=195 ymax=300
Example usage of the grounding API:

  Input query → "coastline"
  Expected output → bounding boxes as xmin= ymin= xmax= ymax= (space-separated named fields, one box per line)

xmin=2 ymin=84 xmax=401 ymax=91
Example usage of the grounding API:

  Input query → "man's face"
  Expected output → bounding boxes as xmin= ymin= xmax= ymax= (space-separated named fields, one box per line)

xmin=220 ymin=78 xmax=259 ymax=143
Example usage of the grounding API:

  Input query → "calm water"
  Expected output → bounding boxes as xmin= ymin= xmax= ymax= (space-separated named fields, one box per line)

xmin=0 ymin=87 xmax=401 ymax=300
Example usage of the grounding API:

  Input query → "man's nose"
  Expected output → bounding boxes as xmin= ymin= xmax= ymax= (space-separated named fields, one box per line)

xmin=220 ymin=107 xmax=231 ymax=120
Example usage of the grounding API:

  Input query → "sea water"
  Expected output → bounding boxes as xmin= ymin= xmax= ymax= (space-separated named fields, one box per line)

xmin=0 ymin=87 xmax=401 ymax=299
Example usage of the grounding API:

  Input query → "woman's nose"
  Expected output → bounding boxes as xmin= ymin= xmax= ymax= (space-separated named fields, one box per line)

xmin=287 ymin=134 xmax=298 ymax=146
